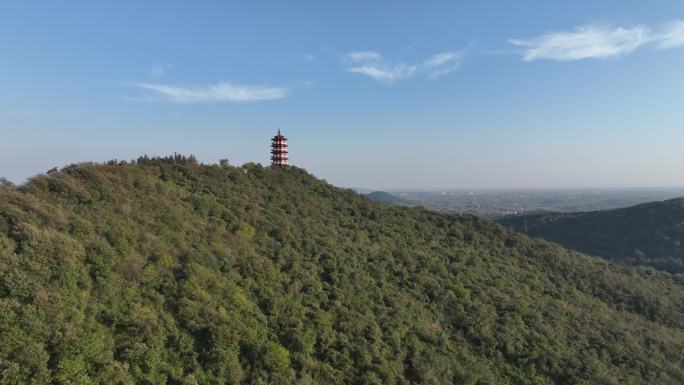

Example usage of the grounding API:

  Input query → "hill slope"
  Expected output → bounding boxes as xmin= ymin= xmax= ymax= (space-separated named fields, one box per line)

xmin=1 ymin=157 xmax=683 ymax=385
xmin=365 ymin=191 xmax=418 ymax=206
xmin=498 ymin=199 xmax=684 ymax=273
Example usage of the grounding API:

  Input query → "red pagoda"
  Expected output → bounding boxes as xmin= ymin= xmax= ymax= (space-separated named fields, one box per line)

xmin=270 ymin=129 xmax=288 ymax=166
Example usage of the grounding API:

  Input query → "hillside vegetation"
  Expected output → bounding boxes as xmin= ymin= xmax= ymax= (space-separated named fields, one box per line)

xmin=498 ymin=199 xmax=684 ymax=274
xmin=1 ymin=156 xmax=684 ymax=385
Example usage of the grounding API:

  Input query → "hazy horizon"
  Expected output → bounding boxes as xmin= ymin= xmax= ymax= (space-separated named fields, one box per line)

xmin=2 ymin=1 xmax=684 ymax=189
xmin=5 ymin=154 xmax=684 ymax=192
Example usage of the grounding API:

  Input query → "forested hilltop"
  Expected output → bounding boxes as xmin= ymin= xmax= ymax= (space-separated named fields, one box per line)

xmin=498 ymin=199 xmax=684 ymax=274
xmin=1 ymin=156 xmax=684 ymax=385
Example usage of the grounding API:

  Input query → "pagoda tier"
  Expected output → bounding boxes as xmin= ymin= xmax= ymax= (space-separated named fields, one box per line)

xmin=270 ymin=129 xmax=289 ymax=166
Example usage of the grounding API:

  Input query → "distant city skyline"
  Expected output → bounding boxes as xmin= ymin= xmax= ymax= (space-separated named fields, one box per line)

xmin=2 ymin=1 xmax=684 ymax=189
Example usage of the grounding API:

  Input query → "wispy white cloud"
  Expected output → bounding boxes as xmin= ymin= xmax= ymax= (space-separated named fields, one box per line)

xmin=343 ymin=50 xmax=383 ymax=63
xmin=348 ymin=64 xmax=417 ymax=84
xmin=428 ymin=64 xmax=461 ymax=79
xmin=510 ymin=20 xmax=684 ymax=62
xmin=423 ymin=52 xmax=458 ymax=67
xmin=342 ymin=50 xmax=462 ymax=84
xmin=510 ymin=25 xmax=653 ymax=61
xmin=423 ymin=52 xmax=462 ymax=79
xmin=131 ymin=81 xmax=287 ymax=103
xmin=659 ymin=20 xmax=684 ymax=48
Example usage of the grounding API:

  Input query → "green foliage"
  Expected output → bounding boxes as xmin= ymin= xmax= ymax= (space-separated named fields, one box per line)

xmin=498 ymin=199 xmax=684 ymax=273
xmin=262 ymin=342 xmax=291 ymax=374
xmin=0 ymin=158 xmax=683 ymax=384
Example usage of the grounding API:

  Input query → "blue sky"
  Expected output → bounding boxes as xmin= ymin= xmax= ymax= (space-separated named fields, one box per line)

xmin=2 ymin=1 xmax=684 ymax=189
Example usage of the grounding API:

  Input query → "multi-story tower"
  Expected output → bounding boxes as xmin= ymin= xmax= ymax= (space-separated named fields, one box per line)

xmin=270 ymin=129 xmax=288 ymax=166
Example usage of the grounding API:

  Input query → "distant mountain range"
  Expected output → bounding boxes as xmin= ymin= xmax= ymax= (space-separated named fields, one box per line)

xmin=365 ymin=191 xmax=418 ymax=206
xmin=498 ymin=198 xmax=684 ymax=273
xmin=391 ymin=188 xmax=684 ymax=218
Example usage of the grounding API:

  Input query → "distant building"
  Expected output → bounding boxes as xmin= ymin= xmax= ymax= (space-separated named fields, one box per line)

xmin=271 ymin=129 xmax=288 ymax=166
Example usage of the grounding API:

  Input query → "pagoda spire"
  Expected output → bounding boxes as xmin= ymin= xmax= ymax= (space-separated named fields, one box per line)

xmin=270 ymin=129 xmax=288 ymax=166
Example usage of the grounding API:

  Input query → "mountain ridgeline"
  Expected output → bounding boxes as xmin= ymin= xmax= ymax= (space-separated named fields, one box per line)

xmin=365 ymin=191 xmax=418 ymax=207
xmin=498 ymin=198 xmax=684 ymax=274
xmin=1 ymin=156 xmax=683 ymax=385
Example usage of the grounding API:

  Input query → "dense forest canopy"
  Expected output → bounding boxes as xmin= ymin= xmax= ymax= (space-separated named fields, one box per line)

xmin=1 ymin=156 xmax=683 ymax=384
xmin=498 ymin=199 xmax=684 ymax=274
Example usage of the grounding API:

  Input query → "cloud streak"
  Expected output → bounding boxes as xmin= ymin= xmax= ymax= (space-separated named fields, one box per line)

xmin=348 ymin=63 xmax=417 ymax=84
xmin=342 ymin=50 xmax=462 ymax=84
xmin=659 ymin=21 xmax=684 ymax=48
xmin=423 ymin=52 xmax=461 ymax=79
xmin=342 ymin=50 xmax=383 ymax=63
xmin=510 ymin=25 xmax=652 ymax=61
xmin=510 ymin=20 xmax=684 ymax=61
xmin=131 ymin=82 xmax=287 ymax=103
